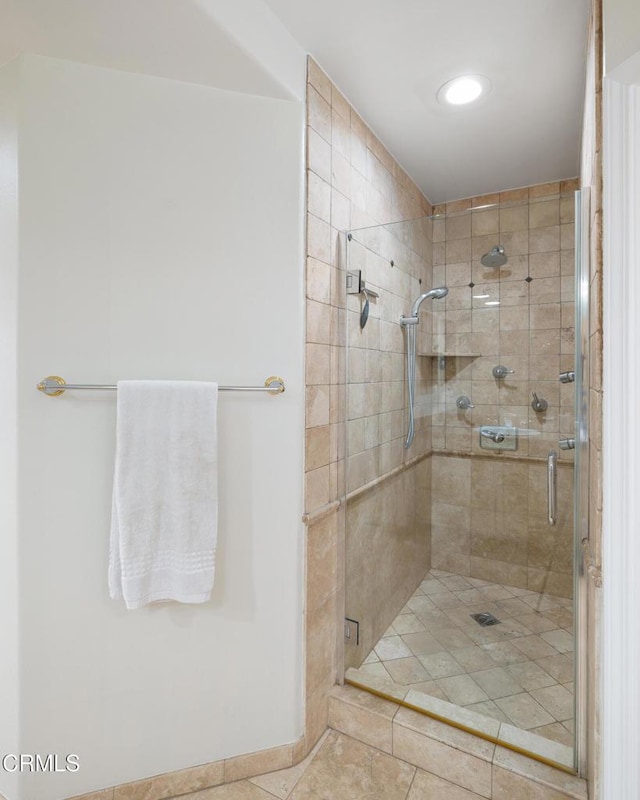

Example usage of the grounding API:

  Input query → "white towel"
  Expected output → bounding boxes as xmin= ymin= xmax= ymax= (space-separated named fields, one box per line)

xmin=109 ymin=380 xmax=218 ymax=609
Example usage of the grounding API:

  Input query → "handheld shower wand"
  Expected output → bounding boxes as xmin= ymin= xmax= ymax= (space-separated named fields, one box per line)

xmin=400 ymin=287 xmax=448 ymax=448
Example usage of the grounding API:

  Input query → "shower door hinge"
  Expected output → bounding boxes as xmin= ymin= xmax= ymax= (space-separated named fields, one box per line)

xmin=344 ymin=617 xmax=360 ymax=645
xmin=346 ymin=270 xmax=363 ymax=294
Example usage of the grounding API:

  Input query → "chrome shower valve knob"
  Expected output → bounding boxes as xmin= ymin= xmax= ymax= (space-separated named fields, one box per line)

xmin=456 ymin=395 xmax=474 ymax=410
xmin=531 ymin=392 xmax=549 ymax=412
xmin=492 ymin=365 xmax=514 ymax=379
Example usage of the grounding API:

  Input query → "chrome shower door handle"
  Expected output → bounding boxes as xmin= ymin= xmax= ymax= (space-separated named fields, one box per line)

xmin=547 ymin=450 xmax=557 ymax=526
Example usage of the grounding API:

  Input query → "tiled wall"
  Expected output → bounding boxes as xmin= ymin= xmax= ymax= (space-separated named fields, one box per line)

xmin=303 ymin=58 xmax=432 ymax=749
xmin=344 ymin=215 xmax=436 ymax=666
xmin=428 ymin=184 xmax=577 ymax=597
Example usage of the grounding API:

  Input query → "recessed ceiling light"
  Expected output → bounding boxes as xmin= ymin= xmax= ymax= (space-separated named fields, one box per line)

xmin=437 ymin=75 xmax=491 ymax=106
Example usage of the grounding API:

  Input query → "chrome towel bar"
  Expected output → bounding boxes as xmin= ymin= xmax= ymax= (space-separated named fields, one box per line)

xmin=37 ymin=375 xmax=285 ymax=397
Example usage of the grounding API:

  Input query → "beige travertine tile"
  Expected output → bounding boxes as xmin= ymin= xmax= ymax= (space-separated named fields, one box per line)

xmin=249 ymin=732 xmax=329 ymax=799
xmin=529 ymin=183 xmax=560 ymax=199
xmin=384 ymin=655 xmax=432 ymax=685
xmin=529 ymin=685 xmax=574 ymax=722
xmin=306 ymin=513 xmax=338 ymax=611
xmin=407 ymin=769 xmax=486 ymax=799
xmin=505 ymin=660 xmax=556 ymax=691
xmin=289 ymin=730 xmax=415 ymax=800
xmin=393 ymin=720 xmax=492 ymax=797
xmin=68 ymin=791 xmax=114 ymax=800
xmin=307 ymin=59 xmax=332 ymax=103
xmin=328 ymin=685 xmax=396 ymax=752
xmin=495 ymin=693 xmax=555 ymax=730
xmin=497 ymin=723 xmax=573 ymax=769
xmin=183 ymin=783 xmax=277 ymax=799
xmin=500 ymin=187 xmax=529 ymax=203
xmin=113 ymin=760 xmax=224 ymax=799
xmin=224 ymin=745 xmax=293 ymax=785
xmin=492 ymin=747 xmax=586 ymax=799
xmin=530 ymin=722 xmax=574 ymax=748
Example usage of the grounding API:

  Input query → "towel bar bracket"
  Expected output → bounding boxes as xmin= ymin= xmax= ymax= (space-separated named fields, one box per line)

xmin=36 ymin=375 xmax=286 ymax=396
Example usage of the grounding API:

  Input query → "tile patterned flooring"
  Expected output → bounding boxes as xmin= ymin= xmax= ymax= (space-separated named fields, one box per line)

xmin=177 ymin=730 xmax=490 ymax=799
xmin=347 ymin=569 xmax=575 ymax=750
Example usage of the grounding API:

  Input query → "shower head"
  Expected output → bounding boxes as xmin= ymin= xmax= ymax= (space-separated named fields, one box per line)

xmin=409 ymin=286 xmax=448 ymax=318
xmin=481 ymin=245 xmax=508 ymax=268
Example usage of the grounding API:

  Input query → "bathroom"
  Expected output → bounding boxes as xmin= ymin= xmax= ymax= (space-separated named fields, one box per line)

xmin=0 ymin=1 xmax=638 ymax=799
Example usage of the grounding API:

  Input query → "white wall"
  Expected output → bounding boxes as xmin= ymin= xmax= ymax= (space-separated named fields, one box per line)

xmin=10 ymin=54 xmax=304 ymax=800
xmin=604 ymin=0 xmax=640 ymax=74
xmin=0 ymin=57 xmax=20 ymax=800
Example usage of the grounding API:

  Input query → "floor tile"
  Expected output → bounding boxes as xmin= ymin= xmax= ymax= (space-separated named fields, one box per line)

xmin=529 ymin=684 xmax=574 ymax=721
xmin=392 ymin=613 xmax=427 ymax=635
xmin=363 ymin=649 xmax=380 ymax=664
xmin=432 ymin=628 xmax=476 ymax=651
xmin=249 ymin=732 xmax=329 ymax=799
xmin=419 ymin=578 xmax=448 ymax=595
xmin=375 ymin=636 xmax=413 ymax=661
xmin=494 ymin=597 xmax=533 ymax=617
xmin=465 ymin=699 xmax=512 ymax=724
xmin=481 ymin=641 xmax=528 ymax=666
xmin=514 ymin=612 xmax=558 ymax=634
xmin=511 ymin=635 xmax=560 ymax=660
xmin=406 ymin=768 xmax=486 ymax=799
xmin=407 ymin=595 xmax=438 ymax=613
xmin=504 ymin=661 xmax=556 ymax=691
xmin=384 ymin=656 xmax=432 ymax=685
xmin=439 ymin=575 xmax=473 ymax=591
xmin=348 ymin=568 xmax=575 ymax=760
xmin=540 ymin=629 xmax=574 ymax=653
xmin=479 ymin=584 xmax=515 ymax=601
xmin=401 ymin=631 xmax=444 ymax=656
xmin=358 ymin=662 xmax=393 ymax=681
xmin=418 ymin=651 xmax=465 ymax=679
xmin=453 ymin=588 xmax=485 ymax=605
xmin=495 ymin=693 xmax=555 ymax=729
xmin=288 ymin=730 xmax=415 ymax=800
xmin=534 ymin=653 xmax=574 ymax=683
xmin=468 ymin=667 xmax=523 ymax=700
xmin=187 ymin=782 xmax=276 ymax=799
xmin=530 ymin=722 xmax=574 ymax=747
xmin=430 ymin=592 xmax=465 ymax=610
xmin=436 ymin=674 xmax=489 ymax=705
xmin=449 ymin=645 xmax=496 ymax=672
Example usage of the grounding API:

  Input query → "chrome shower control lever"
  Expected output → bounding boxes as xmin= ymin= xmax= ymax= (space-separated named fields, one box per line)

xmin=481 ymin=429 xmax=505 ymax=444
xmin=456 ymin=396 xmax=474 ymax=410
xmin=531 ymin=392 xmax=548 ymax=412
xmin=492 ymin=365 xmax=514 ymax=380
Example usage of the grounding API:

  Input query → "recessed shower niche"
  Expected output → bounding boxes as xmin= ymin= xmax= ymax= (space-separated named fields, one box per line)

xmin=343 ymin=186 xmax=583 ymax=772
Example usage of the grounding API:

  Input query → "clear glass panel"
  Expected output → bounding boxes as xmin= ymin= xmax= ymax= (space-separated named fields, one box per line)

xmin=344 ymin=192 xmax=578 ymax=769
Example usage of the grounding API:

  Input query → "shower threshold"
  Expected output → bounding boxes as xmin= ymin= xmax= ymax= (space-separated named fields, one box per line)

xmin=345 ymin=569 xmax=575 ymax=771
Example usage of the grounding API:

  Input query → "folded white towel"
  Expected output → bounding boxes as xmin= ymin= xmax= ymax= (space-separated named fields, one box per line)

xmin=109 ymin=380 xmax=218 ymax=609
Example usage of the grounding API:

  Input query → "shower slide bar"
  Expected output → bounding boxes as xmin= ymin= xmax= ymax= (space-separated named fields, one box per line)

xmin=36 ymin=375 xmax=286 ymax=397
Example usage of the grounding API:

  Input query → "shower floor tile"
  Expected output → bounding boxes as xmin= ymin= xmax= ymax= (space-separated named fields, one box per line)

xmin=346 ymin=569 xmax=575 ymax=754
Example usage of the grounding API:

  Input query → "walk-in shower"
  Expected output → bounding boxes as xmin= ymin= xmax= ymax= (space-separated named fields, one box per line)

xmin=344 ymin=187 xmax=585 ymax=773
xmin=401 ymin=287 xmax=448 ymax=448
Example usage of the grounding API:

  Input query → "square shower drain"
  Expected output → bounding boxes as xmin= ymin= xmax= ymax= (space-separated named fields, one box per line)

xmin=470 ymin=612 xmax=501 ymax=627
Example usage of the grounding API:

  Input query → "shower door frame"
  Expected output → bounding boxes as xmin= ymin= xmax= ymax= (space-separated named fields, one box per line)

xmin=342 ymin=201 xmax=589 ymax=776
